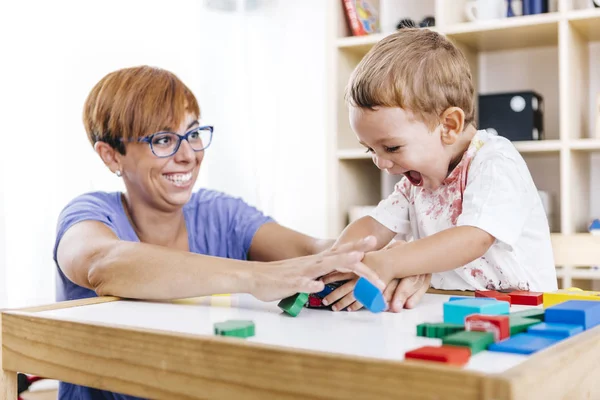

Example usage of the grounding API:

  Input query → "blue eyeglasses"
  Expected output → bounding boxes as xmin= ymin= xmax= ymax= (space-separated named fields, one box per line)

xmin=135 ymin=126 xmax=214 ymax=158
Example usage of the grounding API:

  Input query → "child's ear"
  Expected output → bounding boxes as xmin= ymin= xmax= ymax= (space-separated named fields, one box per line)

xmin=440 ymin=107 xmax=465 ymax=145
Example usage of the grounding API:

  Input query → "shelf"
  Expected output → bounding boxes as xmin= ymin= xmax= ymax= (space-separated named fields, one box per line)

xmin=568 ymin=8 xmax=600 ymax=41
xmin=337 ymin=148 xmax=370 ymax=160
xmin=512 ymin=140 xmax=562 ymax=153
xmin=443 ymin=13 xmax=560 ymax=52
xmin=336 ymin=33 xmax=388 ymax=56
xmin=569 ymin=139 xmax=600 ymax=151
xmin=334 ymin=10 xmax=599 ymax=56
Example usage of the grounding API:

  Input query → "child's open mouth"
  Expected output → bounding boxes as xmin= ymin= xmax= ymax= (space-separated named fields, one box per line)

xmin=404 ymin=170 xmax=423 ymax=186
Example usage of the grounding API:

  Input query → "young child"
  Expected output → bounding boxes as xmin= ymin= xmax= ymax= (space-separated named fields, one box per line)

xmin=323 ymin=28 xmax=558 ymax=312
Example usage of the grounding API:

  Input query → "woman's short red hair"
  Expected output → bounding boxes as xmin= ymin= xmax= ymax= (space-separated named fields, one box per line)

xmin=83 ymin=66 xmax=200 ymax=153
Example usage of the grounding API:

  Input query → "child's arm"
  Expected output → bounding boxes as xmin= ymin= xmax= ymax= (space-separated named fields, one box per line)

xmin=363 ymin=225 xmax=495 ymax=281
xmin=332 ymin=216 xmax=397 ymax=251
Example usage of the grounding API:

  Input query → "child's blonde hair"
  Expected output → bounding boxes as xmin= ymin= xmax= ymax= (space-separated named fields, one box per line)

xmin=346 ymin=28 xmax=475 ymax=130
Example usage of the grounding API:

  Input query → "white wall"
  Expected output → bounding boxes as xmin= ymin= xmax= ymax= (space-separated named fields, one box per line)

xmin=0 ymin=0 xmax=328 ymax=306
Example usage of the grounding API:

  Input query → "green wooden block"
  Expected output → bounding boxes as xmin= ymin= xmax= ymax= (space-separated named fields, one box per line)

xmin=278 ymin=293 xmax=309 ymax=317
xmin=509 ymin=317 xmax=540 ymax=335
xmin=416 ymin=323 xmax=464 ymax=339
xmin=427 ymin=326 xmax=437 ymax=338
xmin=442 ymin=331 xmax=494 ymax=355
xmin=509 ymin=309 xmax=545 ymax=321
xmin=214 ymin=320 xmax=255 ymax=338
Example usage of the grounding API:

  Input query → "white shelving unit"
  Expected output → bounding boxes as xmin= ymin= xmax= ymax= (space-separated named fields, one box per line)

xmin=326 ymin=0 xmax=600 ymax=289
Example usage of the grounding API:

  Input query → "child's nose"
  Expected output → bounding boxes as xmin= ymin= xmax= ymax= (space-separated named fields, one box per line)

xmin=373 ymin=154 xmax=393 ymax=170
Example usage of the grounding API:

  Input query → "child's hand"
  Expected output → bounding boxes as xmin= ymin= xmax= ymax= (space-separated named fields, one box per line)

xmin=321 ymin=249 xmax=393 ymax=311
xmin=321 ymin=240 xmax=431 ymax=311
xmin=384 ymin=274 xmax=432 ymax=312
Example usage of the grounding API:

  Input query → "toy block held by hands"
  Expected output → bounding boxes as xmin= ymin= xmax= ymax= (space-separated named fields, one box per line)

xmin=278 ymin=293 xmax=309 ymax=317
xmin=353 ymin=277 xmax=386 ymax=313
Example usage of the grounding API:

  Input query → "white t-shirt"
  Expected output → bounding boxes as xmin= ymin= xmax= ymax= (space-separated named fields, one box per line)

xmin=370 ymin=130 xmax=558 ymax=292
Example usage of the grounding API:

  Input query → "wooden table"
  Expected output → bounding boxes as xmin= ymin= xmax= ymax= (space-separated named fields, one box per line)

xmin=1 ymin=293 xmax=599 ymax=400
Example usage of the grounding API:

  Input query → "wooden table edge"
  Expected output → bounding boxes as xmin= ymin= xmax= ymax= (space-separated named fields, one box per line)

xmin=0 ymin=301 xmax=508 ymax=400
xmin=4 ymin=292 xmax=600 ymax=399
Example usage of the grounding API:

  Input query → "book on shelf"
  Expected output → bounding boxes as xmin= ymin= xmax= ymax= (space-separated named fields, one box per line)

xmin=342 ymin=0 xmax=380 ymax=36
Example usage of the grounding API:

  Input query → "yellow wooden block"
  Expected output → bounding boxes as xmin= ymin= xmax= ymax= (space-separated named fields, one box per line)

xmin=170 ymin=297 xmax=210 ymax=305
xmin=543 ymin=289 xmax=600 ymax=308
xmin=210 ymin=295 xmax=232 ymax=307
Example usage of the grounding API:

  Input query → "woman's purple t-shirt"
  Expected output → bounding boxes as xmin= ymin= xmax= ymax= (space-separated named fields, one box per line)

xmin=53 ymin=190 xmax=273 ymax=400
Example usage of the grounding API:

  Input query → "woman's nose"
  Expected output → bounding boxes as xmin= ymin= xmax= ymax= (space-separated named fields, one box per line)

xmin=174 ymin=138 xmax=196 ymax=162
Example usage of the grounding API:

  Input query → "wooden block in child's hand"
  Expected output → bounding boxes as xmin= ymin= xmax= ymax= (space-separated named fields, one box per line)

xmin=305 ymin=294 xmax=327 ymax=308
xmin=278 ymin=293 xmax=309 ymax=317
xmin=314 ymin=280 xmax=348 ymax=299
xmin=214 ymin=320 xmax=255 ymax=338
xmin=305 ymin=281 xmax=351 ymax=310
xmin=353 ymin=277 xmax=386 ymax=313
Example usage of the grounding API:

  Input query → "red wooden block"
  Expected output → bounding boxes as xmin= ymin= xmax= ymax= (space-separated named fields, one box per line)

xmin=308 ymin=296 xmax=323 ymax=307
xmin=475 ymin=290 xmax=512 ymax=304
xmin=404 ymin=345 xmax=471 ymax=366
xmin=465 ymin=314 xmax=510 ymax=341
xmin=507 ymin=291 xmax=543 ymax=306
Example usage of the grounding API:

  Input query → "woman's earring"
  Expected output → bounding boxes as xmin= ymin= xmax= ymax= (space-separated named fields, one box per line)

xmin=115 ymin=170 xmax=122 ymax=177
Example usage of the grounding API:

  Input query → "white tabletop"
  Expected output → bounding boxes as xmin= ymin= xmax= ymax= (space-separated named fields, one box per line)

xmin=36 ymin=293 xmax=530 ymax=373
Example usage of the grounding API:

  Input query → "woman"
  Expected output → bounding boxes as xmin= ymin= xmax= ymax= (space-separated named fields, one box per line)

xmin=54 ymin=66 xmax=429 ymax=399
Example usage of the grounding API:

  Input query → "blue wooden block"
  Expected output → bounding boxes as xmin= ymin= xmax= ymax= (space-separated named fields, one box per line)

xmin=443 ymin=299 xmax=510 ymax=324
xmin=545 ymin=300 xmax=600 ymax=330
xmin=449 ymin=296 xmax=496 ymax=302
xmin=353 ymin=277 xmax=386 ymax=313
xmin=315 ymin=284 xmax=335 ymax=298
xmin=488 ymin=333 xmax=561 ymax=355
xmin=527 ymin=322 xmax=584 ymax=339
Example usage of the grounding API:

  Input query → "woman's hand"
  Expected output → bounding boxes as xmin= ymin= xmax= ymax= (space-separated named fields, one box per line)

xmin=249 ymin=236 xmax=385 ymax=302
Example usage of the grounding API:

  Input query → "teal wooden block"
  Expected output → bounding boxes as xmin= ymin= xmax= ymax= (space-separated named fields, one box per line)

xmin=443 ymin=299 xmax=510 ymax=324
